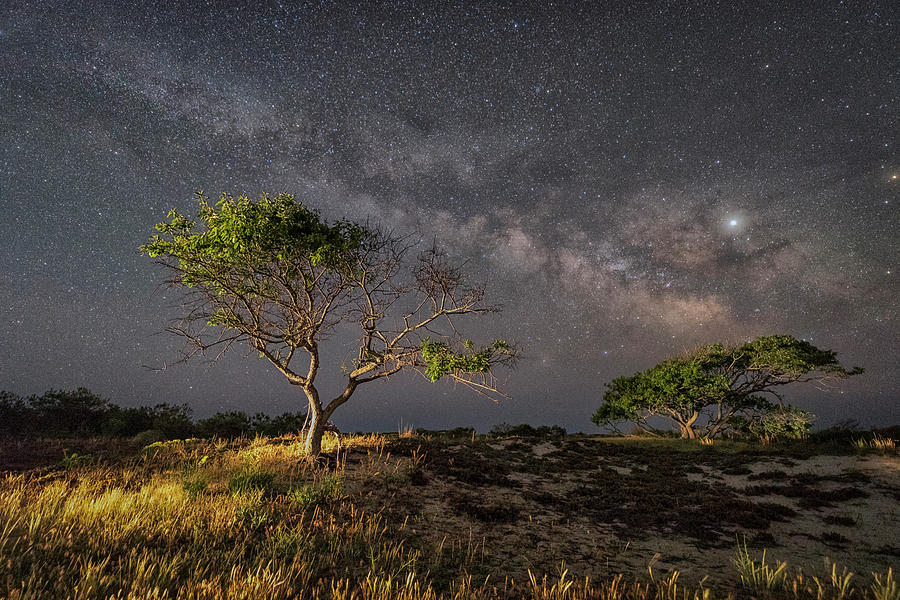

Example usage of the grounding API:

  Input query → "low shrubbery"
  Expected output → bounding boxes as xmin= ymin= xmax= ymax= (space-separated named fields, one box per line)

xmin=489 ymin=422 xmax=567 ymax=438
xmin=0 ymin=387 xmax=308 ymax=440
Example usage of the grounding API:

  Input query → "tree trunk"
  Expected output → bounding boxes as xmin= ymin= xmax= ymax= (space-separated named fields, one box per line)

xmin=678 ymin=411 xmax=699 ymax=439
xmin=305 ymin=406 xmax=326 ymax=456
xmin=302 ymin=380 xmax=355 ymax=457
xmin=302 ymin=384 xmax=325 ymax=456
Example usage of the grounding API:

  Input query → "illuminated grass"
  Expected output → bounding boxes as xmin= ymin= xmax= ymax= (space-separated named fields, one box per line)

xmin=0 ymin=433 xmax=896 ymax=599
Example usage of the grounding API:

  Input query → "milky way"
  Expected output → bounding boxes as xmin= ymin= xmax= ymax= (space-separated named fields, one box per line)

xmin=1 ymin=1 xmax=896 ymax=431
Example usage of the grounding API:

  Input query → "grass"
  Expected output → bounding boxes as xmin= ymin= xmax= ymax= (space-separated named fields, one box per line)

xmin=0 ymin=431 xmax=896 ymax=599
xmin=854 ymin=433 xmax=897 ymax=452
xmin=288 ymin=473 xmax=343 ymax=508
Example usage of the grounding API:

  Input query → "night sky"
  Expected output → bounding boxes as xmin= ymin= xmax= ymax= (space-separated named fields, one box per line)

xmin=1 ymin=1 xmax=897 ymax=432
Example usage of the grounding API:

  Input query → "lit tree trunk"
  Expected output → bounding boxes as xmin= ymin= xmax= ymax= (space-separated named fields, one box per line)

xmin=305 ymin=405 xmax=326 ymax=455
xmin=303 ymin=380 xmax=357 ymax=456
xmin=675 ymin=411 xmax=699 ymax=439
xmin=303 ymin=384 xmax=325 ymax=456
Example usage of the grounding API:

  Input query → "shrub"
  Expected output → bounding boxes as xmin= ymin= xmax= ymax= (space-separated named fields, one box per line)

xmin=197 ymin=411 xmax=252 ymax=438
xmin=489 ymin=423 xmax=566 ymax=438
xmin=738 ymin=406 xmax=814 ymax=442
xmin=251 ymin=411 xmax=308 ymax=436
xmin=148 ymin=403 xmax=195 ymax=438
xmin=29 ymin=388 xmax=110 ymax=436
xmin=132 ymin=429 xmax=167 ymax=445
xmin=59 ymin=452 xmax=93 ymax=469
xmin=0 ymin=387 xmax=310 ymax=441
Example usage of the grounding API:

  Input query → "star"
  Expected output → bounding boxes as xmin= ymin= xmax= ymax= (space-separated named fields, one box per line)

xmin=0 ymin=0 xmax=894 ymax=433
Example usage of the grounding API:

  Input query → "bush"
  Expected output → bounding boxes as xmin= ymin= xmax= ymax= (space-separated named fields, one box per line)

xmin=149 ymin=403 xmax=195 ymax=439
xmin=0 ymin=391 xmax=33 ymax=437
xmin=808 ymin=419 xmax=862 ymax=445
xmin=101 ymin=405 xmax=156 ymax=437
xmin=251 ymin=411 xmax=308 ymax=436
xmin=234 ymin=494 xmax=270 ymax=530
xmin=59 ymin=452 xmax=93 ymax=469
xmin=489 ymin=423 xmax=567 ymax=438
xmin=197 ymin=411 xmax=252 ymax=438
xmin=29 ymin=388 xmax=110 ymax=436
xmin=132 ymin=429 xmax=167 ymax=445
xmin=736 ymin=406 xmax=814 ymax=442
xmin=0 ymin=387 xmax=311 ymax=441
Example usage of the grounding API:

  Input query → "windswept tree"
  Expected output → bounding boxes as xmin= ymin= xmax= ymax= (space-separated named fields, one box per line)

xmin=142 ymin=192 xmax=517 ymax=454
xmin=591 ymin=335 xmax=862 ymax=439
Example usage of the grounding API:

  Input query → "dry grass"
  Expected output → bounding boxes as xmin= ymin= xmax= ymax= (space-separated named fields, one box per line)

xmin=0 ymin=432 xmax=897 ymax=599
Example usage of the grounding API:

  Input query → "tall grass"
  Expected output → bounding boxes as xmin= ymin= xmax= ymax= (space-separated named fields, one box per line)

xmin=853 ymin=433 xmax=897 ymax=451
xmin=0 ymin=434 xmax=895 ymax=599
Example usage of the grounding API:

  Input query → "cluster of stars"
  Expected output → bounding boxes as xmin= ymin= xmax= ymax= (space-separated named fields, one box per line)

xmin=0 ymin=1 xmax=895 ymax=430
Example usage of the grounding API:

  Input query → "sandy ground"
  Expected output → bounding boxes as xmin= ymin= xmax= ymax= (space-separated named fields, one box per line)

xmin=354 ymin=437 xmax=900 ymax=586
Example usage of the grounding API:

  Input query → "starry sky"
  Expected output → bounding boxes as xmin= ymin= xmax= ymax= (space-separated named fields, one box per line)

xmin=1 ymin=1 xmax=897 ymax=432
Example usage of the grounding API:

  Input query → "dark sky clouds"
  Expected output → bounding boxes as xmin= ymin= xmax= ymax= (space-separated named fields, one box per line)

xmin=1 ymin=1 xmax=897 ymax=431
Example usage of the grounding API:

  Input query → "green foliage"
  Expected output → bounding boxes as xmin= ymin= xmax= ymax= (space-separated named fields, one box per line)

xmin=287 ymin=474 xmax=343 ymax=509
xmin=59 ymin=451 xmax=93 ymax=469
xmin=734 ymin=406 xmax=814 ymax=442
xmin=227 ymin=469 xmax=276 ymax=495
xmin=141 ymin=191 xmax=369 ymax=298
xmin=420 ymin=338 xmax=511 ymax=382
xmin=592 ymin=335 xmax=861 ymax=439
xmin=596 ymin=358 xmax=732 ymax=419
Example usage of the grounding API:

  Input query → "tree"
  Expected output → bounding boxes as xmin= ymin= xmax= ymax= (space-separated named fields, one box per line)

xmin=142 ymin=192 xmax=516 ymax=455
xmin=591 ymin=335 xmax=862 ymax=439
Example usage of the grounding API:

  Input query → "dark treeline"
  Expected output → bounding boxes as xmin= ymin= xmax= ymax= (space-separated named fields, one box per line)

xmin=0 ymin=388 xmax=307 ymax=440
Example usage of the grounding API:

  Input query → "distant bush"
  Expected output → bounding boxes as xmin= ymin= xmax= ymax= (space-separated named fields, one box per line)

xmin=0 ymin=391 xmax=31 ymax=437
xmin=251 ymin=411 xmax=309 ymax=437
xmin=197 ymin=411 xmax=252 ymax=438
xmin=1 ymin=388 xmax=110 ymax=437
xmin=413 ymin=427 xmax=475 ymax=438
xmin=132 ymin=429 xmax=167 ymax=445
xmin=808 ymin=420 xmax=862 ymax=445
xmin=489 ymin=423 xmax=567 ymax=438
xmin=195 ymin=410 xmax=309 ymax=439
xmin=0 ymin=387 xmax=309 ymax=441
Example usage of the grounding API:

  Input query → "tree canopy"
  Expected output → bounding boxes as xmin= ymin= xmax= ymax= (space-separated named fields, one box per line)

xmin=142 ymin=192 xmax=517 ymax=454
xmin=591 ymin=335 xmax=862 ymax=439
